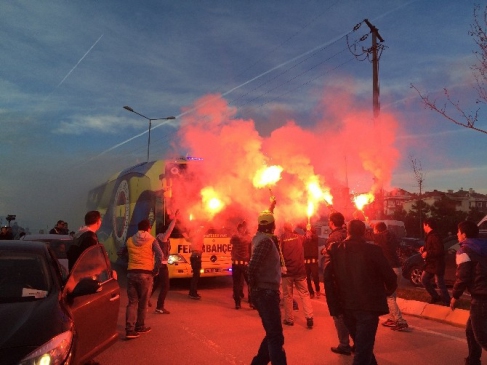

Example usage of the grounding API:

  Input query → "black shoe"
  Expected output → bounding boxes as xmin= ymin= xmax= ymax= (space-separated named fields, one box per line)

xmin=135 ymin=326 xmax=151 ymax=334
xmin=189 ymin=294 xmax=201 ymax=300
xmin=330 ymin=346 xmax=352 ymax=356
xmin=235 ymin=302 xmax=241 ymax=309
xmin=125 ymin=331 xmax=140 ymax=340
xmin=283 ymin=320 xmax=294 ymax=326
xmin=306 ymin=318 xmax=314 ymax=329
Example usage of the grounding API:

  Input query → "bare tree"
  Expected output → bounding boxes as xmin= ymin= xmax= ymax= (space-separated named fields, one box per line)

xmin=411 ymin=156 xmax=425 ymax=237
xmin=411 ymin=4 xmax=487 ymax=135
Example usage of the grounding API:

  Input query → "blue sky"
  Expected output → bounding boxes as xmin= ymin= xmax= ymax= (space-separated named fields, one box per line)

xmin=1 ymin=0 xmax=486 ymax=232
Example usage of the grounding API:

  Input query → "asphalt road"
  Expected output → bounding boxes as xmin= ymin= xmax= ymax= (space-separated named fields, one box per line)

xmin=95 ymin=269 xmax=468 ymax=365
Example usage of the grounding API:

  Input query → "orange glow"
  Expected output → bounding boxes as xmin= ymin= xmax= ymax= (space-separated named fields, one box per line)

xmin=201 ymin=187 xmax=224 ymax=215
xmin=253 ymin=165 xmax=283 ymax=188
xmin=306 ymin=179 xmax=333 ymax=205
xmin=307 ymin=201 xmax=314 ymax=218
xmin=189 ymin=213 xmax=193 ymax=221
xmin=353 ymin=193 xmax=375 ymax=211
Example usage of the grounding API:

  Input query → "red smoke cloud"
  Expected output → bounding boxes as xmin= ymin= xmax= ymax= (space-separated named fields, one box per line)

xmin=169 ymin=90 xmax=401 ymax=231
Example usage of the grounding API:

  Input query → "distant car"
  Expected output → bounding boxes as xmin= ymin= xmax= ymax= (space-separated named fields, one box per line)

xmin=0 ymin=240 xmax=120 ymax=365
xmin=397 ymin=237 xmax=424 ymax=264
xmin=20 ymin=234 xmax=73 ymax=272
xmin=402 ymin=235 xmax=461 ymax=286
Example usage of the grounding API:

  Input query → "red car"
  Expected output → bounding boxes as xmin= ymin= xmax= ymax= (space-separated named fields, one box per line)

xmin=0 ymin=240 xmax=120 ymax=364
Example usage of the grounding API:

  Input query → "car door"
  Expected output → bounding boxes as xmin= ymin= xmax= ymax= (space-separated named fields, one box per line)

xmin=64 ymin=245 xmax=120 ymax=363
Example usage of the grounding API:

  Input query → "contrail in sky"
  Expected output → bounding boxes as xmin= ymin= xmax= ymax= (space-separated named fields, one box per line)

xmin=57 ymin=34 xmax=104 ymax=88
xmin=95 ymin=0 xmax=419 ymax=160
xmin=42 ymin=34 xmax=104 ymax=103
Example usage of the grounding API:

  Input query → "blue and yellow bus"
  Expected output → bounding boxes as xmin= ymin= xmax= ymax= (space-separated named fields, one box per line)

xmin=87 ymin=158 xmax=233 ymax=279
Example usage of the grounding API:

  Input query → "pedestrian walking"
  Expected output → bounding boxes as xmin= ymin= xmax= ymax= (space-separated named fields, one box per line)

xmin=420 ymin=218 xmax=450 ymax=306
xmin=248 ymin=198 xmax=287 ymax=365
xmin=450 ymin=220 xmax=487 ymax=365
xmin=373 ymin=221 xmax=409 ymax=331
xmin=323 ymin=219 xmax=397 ymax=365
xmin=321 ymin=211 xmax=354 ymax=356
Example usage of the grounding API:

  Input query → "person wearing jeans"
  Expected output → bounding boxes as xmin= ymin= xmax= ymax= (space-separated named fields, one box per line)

xmin=251 ymin=288 xmax=286 ymax=365
xmin=323 ymin=220 xmax=397 ymax=365
xmin=420 ymin=218 xmax=450 ymax=306
xmin=280 ymin=222 xmax=314 ymax=329
xmin=373 ymin=222 xmax=409 ymax=331
xmin=126 ymin=273 xmax=153 ymax=336
xmin=125 ymin=219 xmax=162 ymax=339
xmin=450 ymin=220 xmax=487 ymax=365
xmin=248 ymin=203 xmax=287 ymax=365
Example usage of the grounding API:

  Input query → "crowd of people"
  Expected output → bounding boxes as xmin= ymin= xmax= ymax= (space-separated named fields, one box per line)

xmin=56 ymin=206 xmax=487 ymax=365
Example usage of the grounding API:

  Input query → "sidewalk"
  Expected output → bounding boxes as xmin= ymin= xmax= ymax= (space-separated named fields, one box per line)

xmin=397 ymin=297 xmax=469 ymax=328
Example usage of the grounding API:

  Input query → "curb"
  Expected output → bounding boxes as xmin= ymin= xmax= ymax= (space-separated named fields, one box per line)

xmin=397 ymin=298 xmax=469 ymax=328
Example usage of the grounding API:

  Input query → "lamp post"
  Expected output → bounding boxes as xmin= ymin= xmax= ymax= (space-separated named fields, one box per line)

xmin=123 ymin=106 xmax=176 ymax=162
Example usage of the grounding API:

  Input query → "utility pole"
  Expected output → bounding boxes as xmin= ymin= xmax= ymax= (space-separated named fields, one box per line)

xmin=364 ymin=19 xmax=384 ymax=119
xmin=412 ymin=158 xmax=425 ymax=238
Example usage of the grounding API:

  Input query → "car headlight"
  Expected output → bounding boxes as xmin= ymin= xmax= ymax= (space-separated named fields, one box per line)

xmin=167 ymin=254 xmax=188 ymax=265
xmin=19 ymin=330 xmax=73 ymax=365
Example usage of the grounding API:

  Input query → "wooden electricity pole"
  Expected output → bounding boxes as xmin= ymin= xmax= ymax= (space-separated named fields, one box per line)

xmin=364 ymin=19 xmax=384 ymax=119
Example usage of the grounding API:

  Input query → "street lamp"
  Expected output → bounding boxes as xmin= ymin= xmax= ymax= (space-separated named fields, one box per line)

xmin=123 ymin=106 xmax=176 ymax=162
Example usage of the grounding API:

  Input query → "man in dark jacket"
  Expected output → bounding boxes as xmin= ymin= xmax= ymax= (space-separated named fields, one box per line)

xmin=420 ymin=218 xmax=450 ymax=305
xmin=450 ymin=220 xmax=487 ymax=365
xmin=321 ymin=212 xmax=353 ymax=356
xmin=230 ymin=221 xmax=252 ymax=309
xmin=324 ymin=219 xmax=397 ymax=365
xmin=67 ymin=211 xmax=102 ymax=271
xmin=373 ymin=222 xmax=408 ymax=331
xmin=151 ymin=209 xmax=180 ymax=314
xmin=280 ymin=222 xmax=314 ymax=329
xmin=303 ymin=227 xmax=320 ymax=299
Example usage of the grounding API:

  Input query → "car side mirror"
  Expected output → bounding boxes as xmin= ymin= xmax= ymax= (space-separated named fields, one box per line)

xmin=70 ymin=277 xmax=102 ymax=297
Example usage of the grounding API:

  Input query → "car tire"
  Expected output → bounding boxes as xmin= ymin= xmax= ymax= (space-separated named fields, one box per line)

xmin=409 ymin=265 xmax=423 ymax=287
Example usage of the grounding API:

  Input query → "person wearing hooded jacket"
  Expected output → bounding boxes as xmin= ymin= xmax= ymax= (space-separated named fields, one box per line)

xmin=451 ymin=220 xmax=487 ymax=365
xmin=124 ymin=219 xmax=163 ymax=340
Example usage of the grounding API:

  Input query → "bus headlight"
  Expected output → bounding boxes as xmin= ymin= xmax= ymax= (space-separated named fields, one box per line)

xmin=168 ymin=254 xmax=188 ymax=265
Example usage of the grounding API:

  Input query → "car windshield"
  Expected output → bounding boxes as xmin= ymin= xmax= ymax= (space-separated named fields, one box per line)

xmin=0 ymin=251 xmax=51 ymax=303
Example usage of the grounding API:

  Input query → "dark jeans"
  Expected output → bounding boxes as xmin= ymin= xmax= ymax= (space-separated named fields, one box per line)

xmin=152 ymin=264 xmax=169 ymax=309
xmin=125 ymin=272 xmax=153 ymax=332
xmin=343 ymin=310 xmax=379 ymax=365
xmin=421 ymin=271 xmax=450 ymax=304
xmin=232 ymin=263 xmax=250 ymax=303
xmin=250 ymin=288 xmax=287 ymax=365
xmin=305 ymin=262 xmax=320 ymax=294
xmin=466 ymin=298 xmax=487 ymax=365
xmin=189 ymin=254 xmax=202 ymax=296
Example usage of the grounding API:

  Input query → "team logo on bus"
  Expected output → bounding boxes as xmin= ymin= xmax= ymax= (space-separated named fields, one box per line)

xmin=113 ymin=180 xmax=130 ymax=246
